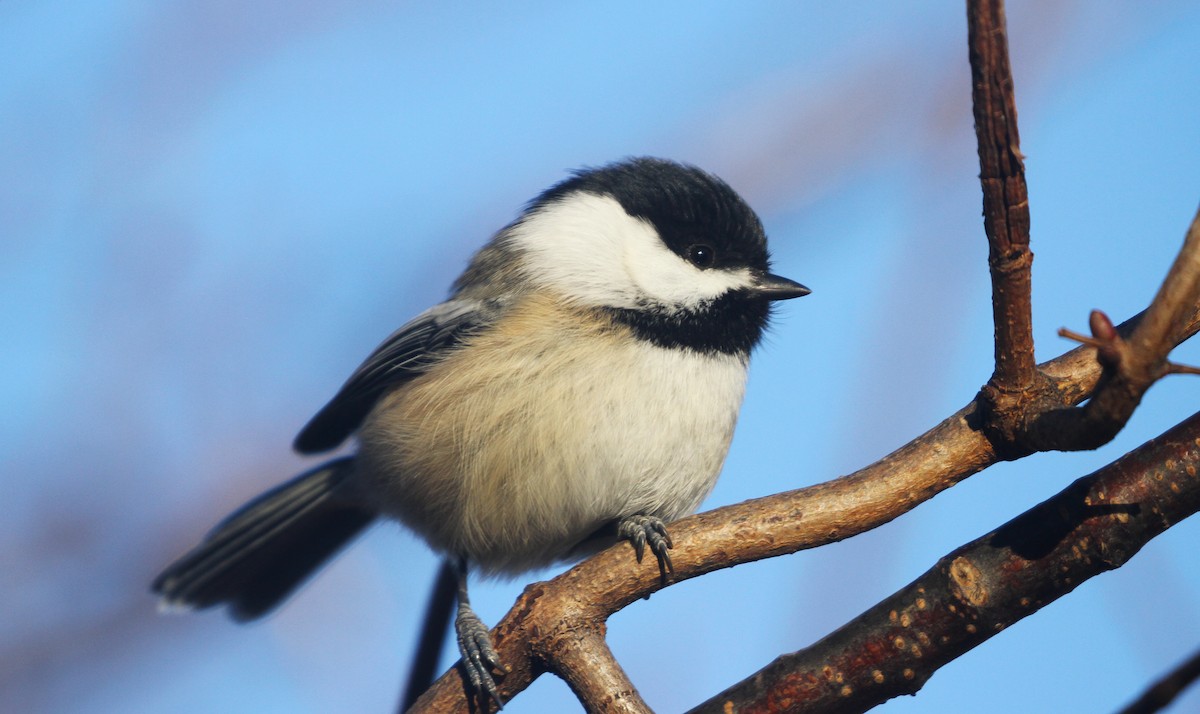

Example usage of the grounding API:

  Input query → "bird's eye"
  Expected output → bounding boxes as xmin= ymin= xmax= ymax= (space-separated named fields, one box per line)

xmin=687 ymin=244 xmax=716 ymax=269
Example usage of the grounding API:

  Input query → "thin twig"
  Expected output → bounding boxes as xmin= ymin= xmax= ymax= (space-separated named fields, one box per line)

xmin=1026 ymin=204 xmax=1200 ymax=451
xmin=1116 ymin=646 xmax=1200 ymax=714
xmin=968 ymin=0 xmax=1035 ymax=391
xmin=1130 ymin=204 xmax=1200 ymax=351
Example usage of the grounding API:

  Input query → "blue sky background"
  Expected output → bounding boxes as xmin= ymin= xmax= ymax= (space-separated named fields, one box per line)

xmin=5 ymin=2 xmax=1200 ymax=712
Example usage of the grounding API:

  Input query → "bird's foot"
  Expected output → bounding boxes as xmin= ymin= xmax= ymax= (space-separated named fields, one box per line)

xmin=455 ymin=602 xmax=505 ymax=710
xmin=617 ymin=514 xmax=674 ymax=580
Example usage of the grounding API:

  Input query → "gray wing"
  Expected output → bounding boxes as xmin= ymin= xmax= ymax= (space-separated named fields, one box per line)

xmin=293 ymin=298 xmax=500 ymax=454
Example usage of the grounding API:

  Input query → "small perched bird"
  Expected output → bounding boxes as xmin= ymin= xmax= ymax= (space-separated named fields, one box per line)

xmin=153 ymin=157 xmax=808 ymax=707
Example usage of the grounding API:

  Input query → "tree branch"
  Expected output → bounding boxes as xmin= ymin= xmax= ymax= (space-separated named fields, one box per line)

xmin=548 ymin=626 xmax=652 ymax=714
xmin=691 ymin=410 xmax=1200 ymax=714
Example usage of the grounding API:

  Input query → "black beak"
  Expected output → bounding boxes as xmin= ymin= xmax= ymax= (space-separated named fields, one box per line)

xmin=750 ymin=272 xmax=811 ymax=301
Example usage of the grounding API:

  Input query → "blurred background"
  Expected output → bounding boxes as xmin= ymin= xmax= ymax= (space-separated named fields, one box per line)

xmin=5 ymin=1 xmax=1200 ymax=712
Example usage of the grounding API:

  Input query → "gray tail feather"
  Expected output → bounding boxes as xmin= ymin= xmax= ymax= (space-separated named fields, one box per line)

xmin=152 ymin=457 xmax=375 ymax=621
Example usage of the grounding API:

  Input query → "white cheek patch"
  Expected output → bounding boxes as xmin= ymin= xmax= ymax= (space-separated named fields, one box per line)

xmin=621 ymin=226 xmax=754 ymax=309
xmin=507 ymin=193 xmax=755 ymax=310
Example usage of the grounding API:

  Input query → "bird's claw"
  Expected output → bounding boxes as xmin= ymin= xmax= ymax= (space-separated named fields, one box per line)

xmin=617 ymin=514 xmax=674 ymax=579
xmin=455 ymin=604 xmax=505 ymax=710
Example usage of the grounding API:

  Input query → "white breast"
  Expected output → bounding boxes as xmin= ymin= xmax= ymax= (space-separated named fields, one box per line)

xmin=353 ymin=295 xmax=749 ymax=575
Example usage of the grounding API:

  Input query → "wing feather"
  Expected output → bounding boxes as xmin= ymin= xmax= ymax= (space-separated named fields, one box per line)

xmin=292 ymin=299 xmax=498 ymax=454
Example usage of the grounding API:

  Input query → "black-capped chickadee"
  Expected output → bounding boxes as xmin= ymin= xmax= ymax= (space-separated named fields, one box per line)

xmin=153 ymin=157 xmax=809 ymax=706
